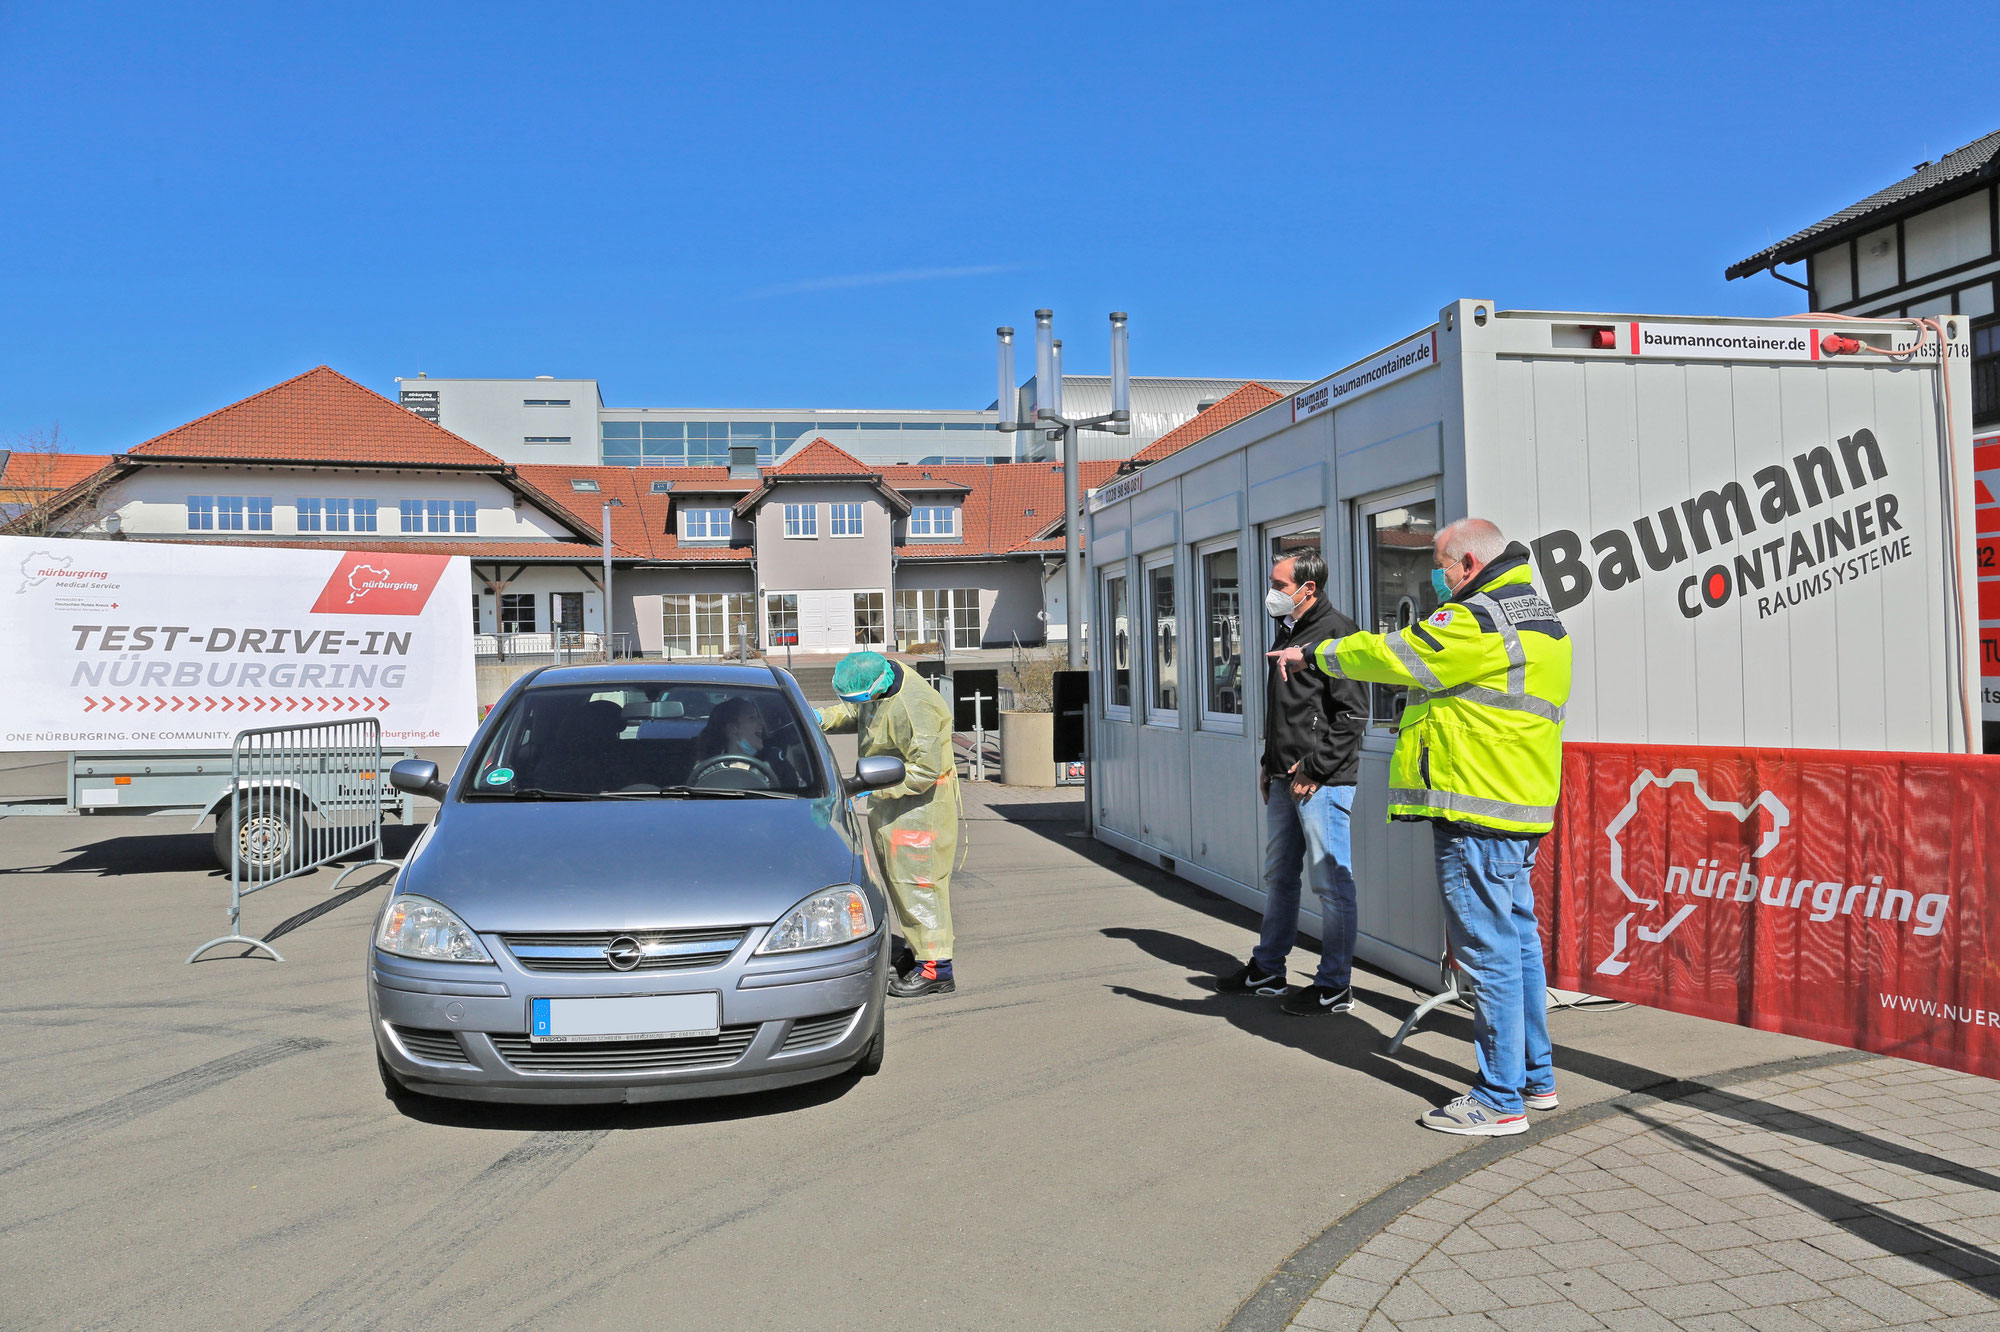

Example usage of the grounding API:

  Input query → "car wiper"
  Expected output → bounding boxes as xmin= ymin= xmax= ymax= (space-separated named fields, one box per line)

xmin=599 ymin=785 xmax=801 ymax=799
xmin=467 ymin=787 xmax=598 ymax=801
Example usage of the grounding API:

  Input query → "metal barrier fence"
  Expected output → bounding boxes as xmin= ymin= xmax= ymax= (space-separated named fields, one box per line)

xmin=474 ymin=631 xmax=632 ymax=663
xmin=186 ymin=719 xmax=401 ymax=963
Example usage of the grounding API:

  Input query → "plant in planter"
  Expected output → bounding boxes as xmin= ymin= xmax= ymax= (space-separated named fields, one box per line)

xmin=998 ymin=645 xmax=1062 ymax=785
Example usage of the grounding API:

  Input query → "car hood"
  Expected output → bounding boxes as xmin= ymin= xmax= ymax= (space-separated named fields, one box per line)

xmin=399 ymin=796 xmax=863 ymax=933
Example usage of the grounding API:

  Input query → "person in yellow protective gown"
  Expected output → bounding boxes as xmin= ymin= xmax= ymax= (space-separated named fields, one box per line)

xmin=815 ymin=651 xmax=962 ymax=997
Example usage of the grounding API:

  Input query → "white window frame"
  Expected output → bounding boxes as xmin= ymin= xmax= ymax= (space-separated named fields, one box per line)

xmin=1100 ymin=566 xmax=1133 ymax=722
xmin=1352 ymin=484 xmax=1440 ymax=738
xmin=399 ymin=500 xmax=424 ymax=533
xmin=1195 ymin=536 xmax=1245 ymax=734
xmin=187 ymin=496 xmax=215 ymax=531
xmin=451 ymin=500 xmax=477 ymax=533
xmin=909 ymin=505 xmax=957 ymax=538
xmin=684 ymin=507 xmax=731 ymax=542
xmin=830 ymin=502 xmax=863 ymax=537
xmin=1141 ymin=552 xmax=1179 ymax=728
xmin=783 ymin=503 xmax=817 ymax=538
xmin=297 ymin=498 xmax=323 ymax=532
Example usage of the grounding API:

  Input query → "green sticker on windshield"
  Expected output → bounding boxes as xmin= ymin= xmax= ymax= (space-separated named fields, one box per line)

xmin=487 ymin=768 xmax=514 ymax=785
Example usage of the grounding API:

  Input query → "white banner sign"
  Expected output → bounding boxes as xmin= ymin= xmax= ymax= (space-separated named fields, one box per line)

xmin=1 ymin=536 xmax=477 ymax=751
xmin=1628 ymin=322 xmax=1819 ymax=361
xmin=1292 ymin=329 xmax=1438 ymax=422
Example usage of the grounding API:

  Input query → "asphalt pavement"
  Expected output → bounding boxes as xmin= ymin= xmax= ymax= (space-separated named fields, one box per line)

xmin=2 ymin=761 xmax=1838 ymax=1331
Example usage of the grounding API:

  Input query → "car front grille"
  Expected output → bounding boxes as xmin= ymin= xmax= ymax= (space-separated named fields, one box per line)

xmin=390 ymin=1024 xmax=473 ymax=1065
xmin=779 ymin=1009 xmax=860 ymax=1052
xmin=489 ymin=1025 xmax=759 ymax=1074
xmin=499 ymin=928 xmax=748 ymax=973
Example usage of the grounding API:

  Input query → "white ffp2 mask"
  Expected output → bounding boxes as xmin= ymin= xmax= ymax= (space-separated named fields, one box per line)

xmin=1264 ymin=588 xmax=1299 ymax=618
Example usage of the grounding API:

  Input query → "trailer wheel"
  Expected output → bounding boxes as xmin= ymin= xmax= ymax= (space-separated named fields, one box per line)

xmin=212 ymin=800 xmax=302 ymax=875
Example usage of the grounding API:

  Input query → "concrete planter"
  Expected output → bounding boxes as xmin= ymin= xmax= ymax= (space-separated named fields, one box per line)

xmin=998 ymin=710 xmax=1056 ymax=787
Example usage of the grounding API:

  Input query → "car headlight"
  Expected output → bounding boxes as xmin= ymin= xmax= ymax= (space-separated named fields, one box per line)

xmin=376 ymin=894 xmax=493 ymax=963
xmin=757 ymin=886 xmax=875 ymax=954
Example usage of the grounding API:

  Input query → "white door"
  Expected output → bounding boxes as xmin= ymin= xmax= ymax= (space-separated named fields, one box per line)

xmin=798 ymin=593 xmax=831 ymax=650
xmin=823 ymin=593 xmax=856 ymax=649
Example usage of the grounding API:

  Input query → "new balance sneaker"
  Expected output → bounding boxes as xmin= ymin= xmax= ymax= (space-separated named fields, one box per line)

xmin=1280 ymin=984 xmax=1354 ymax=1016
xmin=1524 ymin=1087 xmax=1560 ymax=1111
xmin=1420 ymin=1094 xmax=1528 ymax=1137
xmin=888 ymin=958 xmax=955 ymax=998
xmin=1215 ymin=961 xmax=1288 ymax=995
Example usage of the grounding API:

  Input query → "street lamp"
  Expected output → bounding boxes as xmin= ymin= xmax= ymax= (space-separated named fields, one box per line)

xmin=601 ymin=497 xmax=623 ymax=658
xmin=995 ymin=310 xmax=1130 ymax=668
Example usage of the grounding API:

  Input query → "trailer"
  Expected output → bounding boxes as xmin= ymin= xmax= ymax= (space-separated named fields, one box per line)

xmin=0 ymin=748 xmax=416 ymax=870
xmin=1084 ymin=299 xmax=1979 ymax=990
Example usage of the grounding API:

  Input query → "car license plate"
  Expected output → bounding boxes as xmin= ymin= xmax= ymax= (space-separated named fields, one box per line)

xmin=529 ymin=993 xmax=720 ymax=1044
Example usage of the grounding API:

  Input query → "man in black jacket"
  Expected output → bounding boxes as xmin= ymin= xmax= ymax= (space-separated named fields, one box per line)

xmin=1216 ymin=549 xmax=1368 ymax=1015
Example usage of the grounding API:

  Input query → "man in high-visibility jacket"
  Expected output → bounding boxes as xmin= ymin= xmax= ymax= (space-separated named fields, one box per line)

xmin=815 ymin=651 xmax=962 ymax=997
xmin=1269 ymin=518 xmax=1571 ymax=1137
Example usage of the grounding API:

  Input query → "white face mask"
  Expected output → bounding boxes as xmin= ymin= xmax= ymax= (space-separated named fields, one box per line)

xmin=1264 ymin=587 xmax=1300 ymax=618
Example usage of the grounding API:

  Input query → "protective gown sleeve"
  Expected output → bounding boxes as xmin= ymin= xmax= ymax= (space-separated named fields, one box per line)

xmin=815 ymin=701 xmax=859 ymax=734
xmin=1309 ymin=602 xmax=1489 ymax=693
xmin=871 ymin=696 xmax=952 ymax=800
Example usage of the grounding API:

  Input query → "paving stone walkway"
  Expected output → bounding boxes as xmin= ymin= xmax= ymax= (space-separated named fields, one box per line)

xmin=1287 ymin=1058 xmax=2000 ymax=1331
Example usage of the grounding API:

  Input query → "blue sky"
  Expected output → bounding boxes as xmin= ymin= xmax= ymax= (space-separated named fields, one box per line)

xmin=4 ymin=1 xmax=1995 ymax=453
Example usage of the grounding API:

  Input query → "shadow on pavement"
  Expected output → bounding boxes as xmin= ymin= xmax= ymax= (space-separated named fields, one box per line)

xmin=1101 ymin=926 xmax=1462 ymax=1106
xmin=0 ymin=823 xmax=425 ymax=879
xmin=386 ymin=1066 xmax=868 ymax=1132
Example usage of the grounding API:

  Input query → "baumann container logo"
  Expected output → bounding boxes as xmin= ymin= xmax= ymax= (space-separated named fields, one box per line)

xmin=308 ymin=552 xmax=451 ymax=616
xmin=1529 ymin=428 xmax=1910 ymax=621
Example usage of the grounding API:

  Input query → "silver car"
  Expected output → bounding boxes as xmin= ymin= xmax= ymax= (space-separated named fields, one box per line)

xmin=369 ymin=663 xmax=902 ymax=1105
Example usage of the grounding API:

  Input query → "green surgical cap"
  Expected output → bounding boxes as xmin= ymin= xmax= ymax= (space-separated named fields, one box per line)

xmin=832 ymin=651 xmax=893 ymax=700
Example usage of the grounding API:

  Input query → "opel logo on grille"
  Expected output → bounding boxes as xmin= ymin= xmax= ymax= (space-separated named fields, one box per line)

xmin=603 ymin=936 xmax=645 ymax=971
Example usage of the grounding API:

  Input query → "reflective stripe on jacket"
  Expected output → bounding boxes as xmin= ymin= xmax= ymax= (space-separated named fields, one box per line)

xmin=1307 ymin=544 xmax=1571 ymax=835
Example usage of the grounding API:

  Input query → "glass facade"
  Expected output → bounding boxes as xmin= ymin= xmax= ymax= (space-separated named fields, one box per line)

xmin=599 ymin=418 xmax=998 ymax=467
xmin=662 ymin=593 xmax=757 ymax=656
xmin=893 ymin=588 xmax=980 ymax=650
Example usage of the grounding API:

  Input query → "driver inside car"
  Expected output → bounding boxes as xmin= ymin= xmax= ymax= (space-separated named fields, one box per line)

xmin=697 ymin=696 xmax=766 ymax=761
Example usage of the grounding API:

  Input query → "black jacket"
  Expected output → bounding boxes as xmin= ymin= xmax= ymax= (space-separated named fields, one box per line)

xmin=1263 ymin=596 xmax=1367 ymax=785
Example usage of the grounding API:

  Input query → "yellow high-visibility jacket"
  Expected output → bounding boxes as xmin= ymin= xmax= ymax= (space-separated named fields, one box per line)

xmin=1308 ymin=545 xmax=1572 ymax=836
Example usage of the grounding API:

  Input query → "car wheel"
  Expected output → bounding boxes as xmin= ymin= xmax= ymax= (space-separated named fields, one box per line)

xmin=213 ymin=800 xmax=302 ymax=876
xmin=858 ymin=1005 xmax=885 ymax=1076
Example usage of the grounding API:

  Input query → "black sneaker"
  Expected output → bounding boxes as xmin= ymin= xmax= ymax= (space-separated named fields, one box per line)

xmin=888 ymin=959 xmax=955 ymax=998
xmin=1216 ymin=961 xmax=1288 ymax=995
xmin=1280 ymin=984 xmax=1354 ymax=1016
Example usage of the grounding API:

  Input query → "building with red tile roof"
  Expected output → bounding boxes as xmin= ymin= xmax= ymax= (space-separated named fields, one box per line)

xmin=1126 ymin=382 xmax=1285 ymax=467
xmin=5 ymin=367 xmax=1128 ymax=656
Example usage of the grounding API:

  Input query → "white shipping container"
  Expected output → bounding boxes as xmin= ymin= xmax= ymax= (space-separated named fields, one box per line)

xmin=1085 ymin=300 xmax=1979 ymax=988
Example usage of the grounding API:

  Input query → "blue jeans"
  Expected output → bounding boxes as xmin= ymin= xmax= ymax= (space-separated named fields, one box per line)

xmin=1252 ymin=783 xmax=1357 ymax=990
xmin=1432 ymin=824 xmax=1553 ymax=1115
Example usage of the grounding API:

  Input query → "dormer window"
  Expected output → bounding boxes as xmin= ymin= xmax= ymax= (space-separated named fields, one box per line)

xmin=908 ymin=505 xmax=957 ymax=539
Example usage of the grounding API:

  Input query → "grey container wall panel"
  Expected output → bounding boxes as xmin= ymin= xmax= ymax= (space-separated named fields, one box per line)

xmin=1468 ymin=344 xmax=1967 ymax=751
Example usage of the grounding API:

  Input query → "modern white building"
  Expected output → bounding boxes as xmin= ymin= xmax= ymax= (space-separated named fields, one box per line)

xmin=392 ymin=373 xmax=1306 ymax=470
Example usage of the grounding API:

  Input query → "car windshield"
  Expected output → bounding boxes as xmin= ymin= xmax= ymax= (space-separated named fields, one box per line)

xmin=463 ymin=682 xmax=827 ymax=799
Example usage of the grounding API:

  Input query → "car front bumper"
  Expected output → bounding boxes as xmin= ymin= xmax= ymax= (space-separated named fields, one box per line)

xmin=368 ymin=926 xmax=888 ymax=1105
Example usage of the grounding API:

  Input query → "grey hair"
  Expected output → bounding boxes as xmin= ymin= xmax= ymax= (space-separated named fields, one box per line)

xmin=1277 ymin=548 xmax=1327 ymax=593
xmin=1438 ymin=518 xmax=1507 ymax=566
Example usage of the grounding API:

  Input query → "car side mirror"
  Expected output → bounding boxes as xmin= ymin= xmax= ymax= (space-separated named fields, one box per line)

xmin=389 ymin=759 xmax=448 ymax=801
xmin=850 ymin=755 xmax=905 ymax=792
